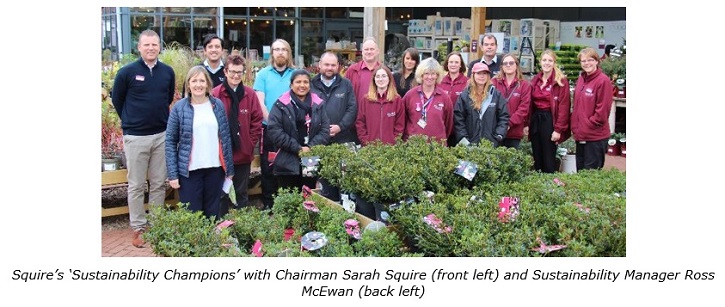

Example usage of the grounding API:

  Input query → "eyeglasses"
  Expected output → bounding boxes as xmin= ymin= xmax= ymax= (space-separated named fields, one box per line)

xmin=227 ymin=70 xmax=244 ymax=76
xmin=502 ymin=61 xmax=516 ymax=66
xmin=580 ymin=58 xmax=597 ymax=63
xmin=272 ymin=48 xmax=287 ymax=52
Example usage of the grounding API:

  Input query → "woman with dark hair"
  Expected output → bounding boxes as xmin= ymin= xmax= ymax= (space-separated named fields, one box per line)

xmin=356 ymin=65 xmax=405 ymax=146
xmin=392 ymin=48 xmax=420 ymax=97
xmin=527 ymin=49 xmax=571 ymax=173
xmin=266 ymin=69 xmax=330 ymax=193
xmin=492 ymin=53 xmax=532 ymax=149
xmin=439 ymin=51 xmax=469 ymax=146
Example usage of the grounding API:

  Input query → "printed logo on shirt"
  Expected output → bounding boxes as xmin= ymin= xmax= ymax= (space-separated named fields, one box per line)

xmin=135 ymin=75 xmax=145 ymax=81
xmin=512 ymin=92 xmax=520 ymax=97
xmin=546 ymin=86 xmax=552 ymax=91
xmin=386 ymin=112 xmax=396 ymax=117
xmin=335 ymin=93 xmax=346 ymax=98
xmin=585 ymin=88 xmax=595 ymax=96
xmin=240 ymin=109 xmax=249 ymax=114
xmin=434 ymin=103 xmax=444 ymax=110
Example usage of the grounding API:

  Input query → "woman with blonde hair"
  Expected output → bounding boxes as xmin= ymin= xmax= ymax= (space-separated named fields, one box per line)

xmin=527 ymin=49 xmax=571 ymax=173
xmin=453 ymin=63 xmax=509 ymax=147
xmin=492 ymin=53 xmax=532 ymax=149
xmin=571 ymin=47 xmax=613 ymax=170
xmin=401 ymin=57 xmax=454 ymax=144
xmin=392 ymin=48 xmax=419 ymax=97
xmin=356 ymin=65 xmax=405 ymax=146
xmin=166 ymin=65 xmax=235 ymax=220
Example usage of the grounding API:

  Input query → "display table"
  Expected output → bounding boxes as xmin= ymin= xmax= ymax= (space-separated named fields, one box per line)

xmin=609 ymin=97 xmax=626 ymax=134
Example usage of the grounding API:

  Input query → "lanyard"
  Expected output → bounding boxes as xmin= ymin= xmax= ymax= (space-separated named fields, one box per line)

xmin=417 ymin=92 xmax=435 ymax=120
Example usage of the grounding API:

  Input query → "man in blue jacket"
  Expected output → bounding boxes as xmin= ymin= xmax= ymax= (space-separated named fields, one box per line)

xmin=111 ymin=30 xmax=176 ymax=248
xmin=310 ymin=52 xmax=358 ymax=202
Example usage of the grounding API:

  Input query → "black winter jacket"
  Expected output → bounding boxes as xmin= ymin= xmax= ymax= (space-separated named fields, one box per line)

xmin=267 ymin=90 xmax=330 ymax=176
xmin=454 ymin=85 xmax=510 ymax=147
xmin=310 ymin=74 xmax=359 ymax=144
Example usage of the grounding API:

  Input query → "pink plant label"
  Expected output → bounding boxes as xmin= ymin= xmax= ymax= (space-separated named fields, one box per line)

xmin=303 ymin=200 xmax=320 ymax=212
xmin=344 ymin=219 xmax=362 ymax=240
xmin=498 ymin=197 xmax=520 ymax=223
xmin=251 ymin=240 xmax=264 ymax=257
xmin=532 ymin=237 xmax=567 ymax=254
xmin=423 ymin=213 xmax=452 ymax=233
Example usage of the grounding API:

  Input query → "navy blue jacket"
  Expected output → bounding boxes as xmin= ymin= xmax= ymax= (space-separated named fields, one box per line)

xmin=111 ymin=59 xmax=176 ymax=135
xmin=310 ymin=74 xmax=359 ymax=144
xmin=267 ymin=91 xmax=330 ymax=176
xmin=165 ymin=96 xmax=234 ymax=180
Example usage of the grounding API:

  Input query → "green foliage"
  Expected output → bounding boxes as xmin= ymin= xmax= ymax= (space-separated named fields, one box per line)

xmin=391 ymin=170 xmax=626 ymax=257
xmin=144 ymin=204 xmax=237 ymax=257
xmin=157 ymin=42 xmax=198 ymax=97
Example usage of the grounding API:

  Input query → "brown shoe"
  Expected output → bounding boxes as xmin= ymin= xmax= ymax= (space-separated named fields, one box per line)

xmin=131 ymin=229 xmax=145 ymax=248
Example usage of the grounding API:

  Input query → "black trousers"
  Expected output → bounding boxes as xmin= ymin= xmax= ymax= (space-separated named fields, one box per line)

xmin=501 ymin=138 xmax=521 ymax=149
xmin=530 ymin=110 xmax=557 ymax=173
xmin=576 ymin=139 xmax=608 ymax=170
xmin=260 ymin=125 xmax=278 ymax=209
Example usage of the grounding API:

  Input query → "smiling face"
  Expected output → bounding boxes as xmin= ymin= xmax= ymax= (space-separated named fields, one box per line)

xmin=291 ymin=74 xmax=310 ymax=98
xmin=204 ymin=37 xmax=223 ymax=63
xmin=187 ymin=72 xmax=209 ymax=98
xmin=403 ymin=52 xmax=417 ymax=71
xmin=224 ymin=63 xmax=244 ymax=88
xmin=473 ymin=71 xmax=490 ymax=85
xmin=318 ymin=53 xmax=339 ymax=79
xmin=137 ymin=33 xmax=160 ymax=64
xmin=447 ymin=54 xmax=462 ymax=74
xmin=362 ymin=40 xmax=379 ymax=64
xmin=422 ymin=71 xmax=439 ymax=88
xmin=540 ymin=54 xmax=555 ymax=74
xmin=374 ymin=68 xmax=390 ymax=90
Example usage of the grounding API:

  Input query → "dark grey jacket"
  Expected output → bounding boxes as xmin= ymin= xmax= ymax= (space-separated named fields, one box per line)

xmin=310 ymin=74 xmax=359 ymax=144
xmin=454 ymin=85 xmax=510 ymax=147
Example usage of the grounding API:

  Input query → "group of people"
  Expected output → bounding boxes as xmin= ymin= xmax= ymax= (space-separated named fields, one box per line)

xmin=111 ymin=30 xmax=612 ymax=248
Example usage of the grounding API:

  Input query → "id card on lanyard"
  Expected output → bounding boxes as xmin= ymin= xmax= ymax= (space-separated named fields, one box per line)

xmin=416 ymin=92 xmax=435 ymax=128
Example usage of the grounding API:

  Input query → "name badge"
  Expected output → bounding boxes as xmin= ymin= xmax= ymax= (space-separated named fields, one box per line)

xmin=417 ymin=118 xmax=427 ymax=129
xmin=135 ymin=75 xmax=145 ymax=81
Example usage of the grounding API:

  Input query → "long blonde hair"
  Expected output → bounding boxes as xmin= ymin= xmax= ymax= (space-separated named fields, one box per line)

xmin=366 ymin=65 xmax=398 ymax=102
xmin=540 ymin=49 xmax=566 ymax=87
xmin=467 ymin=73 xmax=492 ymax=111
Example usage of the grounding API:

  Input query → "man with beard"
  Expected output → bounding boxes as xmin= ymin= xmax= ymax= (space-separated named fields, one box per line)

xmin=310 ymin=52 xmax=358 ymax=202
xmin=467 ymin=34 xmax=503 ymax=78
xmin=345 ymin=37 xmax=381 ymax=102
xmin=253 ymin=39 xmax=295 ymax=210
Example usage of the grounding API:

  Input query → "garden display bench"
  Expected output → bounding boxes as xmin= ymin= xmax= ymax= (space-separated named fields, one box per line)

xmin=101 ymin=169 xmax=179 ymax=218
xmin=101 ymin=155 xmax=262 ymax=218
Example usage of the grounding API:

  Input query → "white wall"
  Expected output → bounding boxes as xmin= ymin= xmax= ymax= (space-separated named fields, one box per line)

xmin=559 ymin=21 xmax=626 ymax=53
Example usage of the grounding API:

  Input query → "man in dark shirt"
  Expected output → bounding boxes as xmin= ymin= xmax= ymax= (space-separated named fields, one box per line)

xmin=111 ymin=30 xmax=176 ymax=248
xmin=467 ymin=34 xmax=503 ymax=78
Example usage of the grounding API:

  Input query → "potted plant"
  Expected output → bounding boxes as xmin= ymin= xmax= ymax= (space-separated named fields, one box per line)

xmin=101 ymin=99 xmax=124 ymax=171
xmin=608 ymin=133 xmax=623 ymax=156
xmin=556 ymin=138 xmax=576 ymax=174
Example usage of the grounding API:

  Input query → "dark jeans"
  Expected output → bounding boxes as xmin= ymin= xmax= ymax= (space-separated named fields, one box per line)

xmin=530 ymin=110 xmax=557 ymax=173
xmin=178 ymin=166 xmax=224 ymax=220
xmin=576 ymin=139 xmax=608 ymax=170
